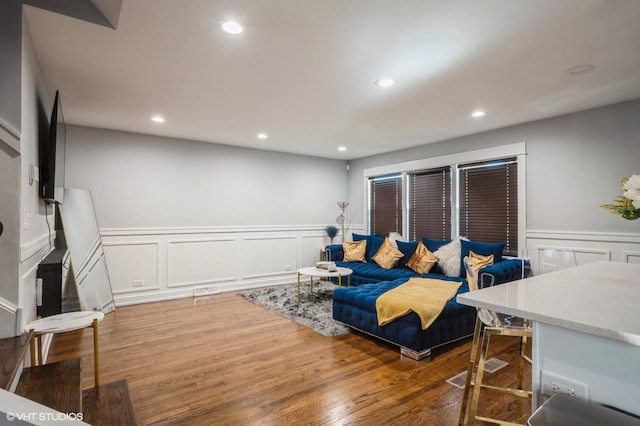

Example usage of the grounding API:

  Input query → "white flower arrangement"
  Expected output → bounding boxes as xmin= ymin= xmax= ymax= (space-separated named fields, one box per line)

xmin=623 ymin=174 xmax=640 ymax=209
xmin=601 ymin=174 xmax=640 ymax=220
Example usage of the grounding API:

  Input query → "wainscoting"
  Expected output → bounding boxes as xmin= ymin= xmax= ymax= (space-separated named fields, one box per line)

xmin=526 ymin=229 xmax=640 ymax=273
xmin=101 ymin=227 xmax=640 ymax=306
xmin=101 ymin=225 xmax=359 ymax=306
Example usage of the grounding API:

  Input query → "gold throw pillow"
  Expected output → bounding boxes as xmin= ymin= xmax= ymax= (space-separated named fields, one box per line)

xmin=466 ymin=251 xmax=494 ymax=291
xmin=406 ymin=241 xmax=438 ymax=274
xmin=372 ymin=238 xmax=405 ymax=269
xmin=343 ymin=240 xmax=367 ymax=262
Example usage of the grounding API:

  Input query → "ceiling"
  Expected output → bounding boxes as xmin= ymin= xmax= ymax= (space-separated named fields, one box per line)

xmin=24 ymin=0 xmax=640 ymax=160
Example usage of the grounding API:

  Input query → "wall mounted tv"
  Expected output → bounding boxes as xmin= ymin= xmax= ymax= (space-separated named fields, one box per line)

xmin=40 ymin=90 xmax=66 ymax=204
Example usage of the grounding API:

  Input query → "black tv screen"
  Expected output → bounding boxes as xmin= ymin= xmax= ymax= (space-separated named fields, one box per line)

xmin=40 ymin=90 xmax=66 ymax=204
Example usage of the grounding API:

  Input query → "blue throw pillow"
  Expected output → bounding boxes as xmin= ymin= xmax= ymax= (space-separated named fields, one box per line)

xmin=396 ymin=240 xmax=418 ymax=268
xmin=421 ymin=237 xmax=452 ymax=253
xmin=367 ymin=235 xmax=385 ymax=262
xmin=460 ymin=239 xmax=505 ymax=276
xmin=352 ymin=233 xmax=382 ymax=262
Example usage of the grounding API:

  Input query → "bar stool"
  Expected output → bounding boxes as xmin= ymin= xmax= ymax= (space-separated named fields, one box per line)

xmin=459 ymin=255 xmax=532 ymax=425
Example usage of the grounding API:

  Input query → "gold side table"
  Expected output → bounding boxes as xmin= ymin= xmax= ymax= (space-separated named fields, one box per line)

xmin=296 ymin=266 xmax=353 ymax=303
xmin=26 ymin=310 xmax=105 ymax=386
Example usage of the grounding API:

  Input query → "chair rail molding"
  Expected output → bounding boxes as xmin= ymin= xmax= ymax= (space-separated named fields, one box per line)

xmin=0 ymin=118 xmax=20 ymax=154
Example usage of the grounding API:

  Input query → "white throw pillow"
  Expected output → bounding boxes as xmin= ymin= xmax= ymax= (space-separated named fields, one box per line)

xmin=388 ymin=232 xmax=405 ymax=248
xmin=434 ymin=237 xmax=465 ymax=277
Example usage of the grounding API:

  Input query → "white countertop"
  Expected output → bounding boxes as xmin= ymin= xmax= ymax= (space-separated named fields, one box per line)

xmin=457 ymin=261 xmax=640 ymax=346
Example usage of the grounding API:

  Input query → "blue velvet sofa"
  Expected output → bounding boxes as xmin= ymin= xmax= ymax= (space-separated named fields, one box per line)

xmin=326 ymin=235 xmax=524 ymax=360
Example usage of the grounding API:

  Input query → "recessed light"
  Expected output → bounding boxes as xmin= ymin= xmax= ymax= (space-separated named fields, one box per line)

xmin=222 ymin=21 xmax=244 ymax=34
xmin=151 ymin=116 xmax=165 ymax=123
xmin=337 ymin=146 xmax=347 ymax=152
xmin=471 ymin=110 xmax=486 ymax=118
xmin=564 ymin=64 xmax=595 ymax=76
xmin=257 ymin=133 xmax=268 ymax=140
xmin=375 ymin=78 xmax=395 ymax=88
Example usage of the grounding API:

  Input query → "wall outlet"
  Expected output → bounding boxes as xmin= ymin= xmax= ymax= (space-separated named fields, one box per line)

xmin=284 ymin=265 xmax=293 ymax=271
xmin=541 ymin=370 xmax=588 ymax=401
xmin=133 ymin=280 xmax=144 ymax=287
xmin=23 ymin=208 xmax=29 ymax=230
xmin=194 ymin=286 xmax=219 ymax=297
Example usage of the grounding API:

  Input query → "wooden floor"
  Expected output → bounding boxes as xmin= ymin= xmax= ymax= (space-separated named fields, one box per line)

xmin=47 ymin=292 xmax=531 ymax=425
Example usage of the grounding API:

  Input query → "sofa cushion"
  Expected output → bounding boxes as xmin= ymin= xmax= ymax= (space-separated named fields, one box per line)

xmin=421 ymin=237 xmax=452 ymax=252
xmin=336 ymin=261 xmax=418 ymax=282
xmin=460 ymin=239 xmax=505 ymax=278
xmin=421 ymin=238 xmax=451 ymax=274
xmin=372 ymin=238 xmax=404 ymax=269
xmin=367 ymin=235 xmax=385 ymax=262
xmin=396 ymin=240 xmax=418 ymax=268
xmin=343 ymin=240 xmax=366 ymax=262
xmin=406 ymin=242 xmax=438 ymax=274
xmin=433 ymin=237 xmax=464 ymax=277
xmin=466 ymin=251 xmax=494 ymax=290
xmin=353 ymin=233 xmax=385 ymax=262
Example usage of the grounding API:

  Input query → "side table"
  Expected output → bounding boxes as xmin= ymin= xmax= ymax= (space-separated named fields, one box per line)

xmin=296 ymin=266 xmax=353 ymax=303
xmin=26 ymin=311 xmax=105 ymax=386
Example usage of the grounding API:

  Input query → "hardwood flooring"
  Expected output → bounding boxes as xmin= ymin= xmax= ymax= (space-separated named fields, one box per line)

xmin=47 ymin=292 xmax=531 ymax=425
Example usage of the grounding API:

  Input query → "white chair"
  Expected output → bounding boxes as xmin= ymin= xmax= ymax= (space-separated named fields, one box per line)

xmin=538 ymin=249 xmax=577 ymax=275
xmin=459 ymin=256 xmax=532 ymax=426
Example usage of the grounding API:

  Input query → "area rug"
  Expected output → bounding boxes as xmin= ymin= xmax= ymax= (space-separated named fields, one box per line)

xmin=238 ymin=281 xmax=350 ymax=337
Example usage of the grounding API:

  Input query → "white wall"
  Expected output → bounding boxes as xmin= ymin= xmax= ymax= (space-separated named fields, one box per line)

xmin=0 ymin=6 xmax=53 ymax=338
xmin=348 ymin=100 xmax=640 ymax=262
xmin=65 ymin=126 xmax=349 ymax=304
xmin=18 ymin=13 xmax=55 ymax=335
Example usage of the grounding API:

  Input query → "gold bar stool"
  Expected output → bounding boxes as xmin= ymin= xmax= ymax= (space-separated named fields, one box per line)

xmin=459 ymin=256 xmax=532 ymax=426
xmin=26 ymin=310 xmax=105 ymax=387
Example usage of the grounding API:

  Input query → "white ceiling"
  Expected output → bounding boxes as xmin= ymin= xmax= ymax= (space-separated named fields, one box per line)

xmin=24 ymin=0 xmax=640 ymax=160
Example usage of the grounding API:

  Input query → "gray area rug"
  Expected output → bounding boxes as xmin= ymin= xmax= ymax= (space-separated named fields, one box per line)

xmin=238 ymin=281 xmax=350 ymax=337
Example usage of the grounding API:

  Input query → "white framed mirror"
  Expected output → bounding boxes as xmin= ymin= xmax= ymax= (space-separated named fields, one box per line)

xmin=59 ymin=188 xmax=115 ymax=313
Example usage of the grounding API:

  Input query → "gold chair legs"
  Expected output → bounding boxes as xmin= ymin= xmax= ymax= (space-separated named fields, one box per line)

xmin=459 ymin=317 xmax=533 ymax=426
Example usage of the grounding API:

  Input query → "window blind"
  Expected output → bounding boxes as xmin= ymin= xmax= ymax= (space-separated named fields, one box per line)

xmin=408 ymin=168 xmax=451 ymax=241
xmin=370 ymin=175 xmax=403 ymax=237
xmin=459 ymin=159 xmax=518 ymax=256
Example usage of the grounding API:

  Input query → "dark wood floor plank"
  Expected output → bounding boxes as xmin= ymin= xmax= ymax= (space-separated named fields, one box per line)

xmin=47 ymin=292 xmax=531 ymax=425
xmin=83 ymin=379 xmax=138 ymax=426
xmin=15 ymin=358 xmax=82 ymax=414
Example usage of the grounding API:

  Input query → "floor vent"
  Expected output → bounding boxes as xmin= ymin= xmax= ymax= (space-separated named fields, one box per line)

xmin=193 ymin=286 xmax=220 ymax=297
xmin=445 ymin=358 xmax=508 ymax=389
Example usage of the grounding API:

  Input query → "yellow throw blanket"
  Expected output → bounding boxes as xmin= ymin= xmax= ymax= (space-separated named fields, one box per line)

xmin=375 ymin=278 xmax=462 ymax=330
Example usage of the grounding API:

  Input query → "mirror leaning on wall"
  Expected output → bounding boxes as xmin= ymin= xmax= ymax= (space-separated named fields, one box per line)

xmin=59 ymin=188 xmax=115 ymax=314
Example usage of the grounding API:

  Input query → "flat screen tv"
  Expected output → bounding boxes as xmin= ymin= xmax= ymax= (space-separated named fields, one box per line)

xmin=40 ymin=90 xmax=66 ymax=204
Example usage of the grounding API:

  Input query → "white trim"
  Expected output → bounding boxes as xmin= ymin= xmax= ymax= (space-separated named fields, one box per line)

xmin=101 ymin=224 xmax=328 ymax=236
xmin=622 ymin=250 xmax=640 ymax=263
xmin=167 ymin=276 xmax=237 ymax=289
xmin=527 ymin=229 xmax=640 ymax=243
xmin=242 ymin=235 xmax=296 ymax=241
xmin=0 ymin=297 xmax=18 ymax=314
xmin=0 ymin=118 xmax=20 ymax=154
xmin=20 ymin=232 xmax=54 ymax=263
xmin=113 ymin=276 xmax=296 ymax=306
xmin=517 ymin=155 xmax=527 ymax=255
xmin=363 ymin=142 xmax=526 ymax=177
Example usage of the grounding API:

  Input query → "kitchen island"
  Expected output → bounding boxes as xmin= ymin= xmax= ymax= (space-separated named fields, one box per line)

xmin=457 ymin=261 xmax=640 ymax=416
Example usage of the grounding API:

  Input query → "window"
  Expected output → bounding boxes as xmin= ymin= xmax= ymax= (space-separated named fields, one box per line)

xmin=369 ymin=174 xmax=403 ymax=237
xmin=408 ymin=168 xmax=451 ymax=241
xmin=365 ymin=144 xmax=524 ymax=256
xmin=459 ymin=159 xmax=518 ymax=256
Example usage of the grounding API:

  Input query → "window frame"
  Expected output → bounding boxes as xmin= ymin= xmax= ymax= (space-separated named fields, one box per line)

xmin=363 ymin=143 xmax=527 ymax=252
